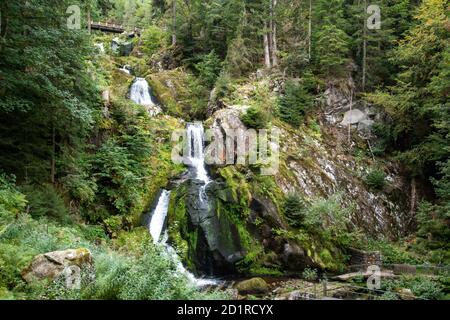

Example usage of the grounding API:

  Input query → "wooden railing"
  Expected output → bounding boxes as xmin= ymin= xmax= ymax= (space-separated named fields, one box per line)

xmin=89 ymin=21 xmax=142 ymax=35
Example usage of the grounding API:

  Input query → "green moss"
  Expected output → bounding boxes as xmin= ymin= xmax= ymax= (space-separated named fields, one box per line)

xmin=248 ymin=266 xmax=283 ymax=277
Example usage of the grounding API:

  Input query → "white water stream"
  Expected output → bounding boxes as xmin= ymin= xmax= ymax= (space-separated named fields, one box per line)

xmin=130 ymin=77 xmax=156 ymax=106
xmin=148 ymin=188 xmax=219 ymax=287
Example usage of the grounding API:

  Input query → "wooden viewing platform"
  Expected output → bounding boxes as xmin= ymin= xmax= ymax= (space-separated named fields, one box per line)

xmin=89 ymin=21 xmax=142 ymax=35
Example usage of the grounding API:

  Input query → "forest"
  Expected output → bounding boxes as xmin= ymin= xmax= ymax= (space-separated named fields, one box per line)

xmin=0 ymin=0 xmax=449 ymax=301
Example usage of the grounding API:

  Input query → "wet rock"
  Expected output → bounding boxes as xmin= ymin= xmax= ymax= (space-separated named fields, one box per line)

xmin=282 ymin=243 xmax=313 ymax=270
xmin=398 ymin=288 xmax=415 ymax=300
xmin=235 ymin=278 xmax=269 ymax=295
xmin=334 ymin=270 xmax=397 ymax=282
xmin=22 ymin=248 xmax=92 ymax=283
xmin=111 ymin=38 xmax=133 ymax=56
xmin=173 ymin=180 xmax=245 ymax=275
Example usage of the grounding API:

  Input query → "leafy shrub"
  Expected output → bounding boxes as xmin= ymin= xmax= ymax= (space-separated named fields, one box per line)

xmin=302 ymin=268 xmax=318 ymax=281
xmin=410 ymin=277 xmax=444 ymax=300
xmin=283 ymin=193 xmax=306 ymax=228
xmin=383 ymin=275 xmax=444 ymax=300
xmin=103 ymin=216 xmax=123 ymax=238
xmin=240 ymin=107 xmax=268 ymax=129
xmin=278 ymin=80 xmax=314 ymax=127
xmin=303 ymin=194 xmax=359 ymax=247
xmin=365 ymin=239 xmax=421 ymax=264
xmin=365 ymin=169 xmax=386 ymax=190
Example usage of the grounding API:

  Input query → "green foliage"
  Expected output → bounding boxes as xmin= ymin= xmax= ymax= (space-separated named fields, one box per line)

xmin=142 ymin=26 xmax=168 ymax=56
xmin=302 ymin=268 xmax=318 ymax=281
xmin=278 ymin=80 xmax=314 ymax=127
xmin=365 ymin=239 xmax=422 ymax=265
xmin=20 ymin=184 xmax=69 ymax=223
xmin=0 ymin=175 xmax=27 ymax=228
xmin=414 ymin=202 xmax=450 ymax=264
xmin=283 ymin=193 xmax=306 ymax=228
xmin=364 ymin=169 xmax=386 ymax=190
xmin=313 ymin=25 xmax=351 ymax=77
xmin=312 ymin=0 xmax=350 ymax=77
xmin=0 ymin=197 xmax=225 ymax=300
xmin=91 ymin=139 xmax=140 ymax=215
xmin=303 ymin=194 xmax=360 ymax=249
xmin=382 ymin=275 xmax=445 ymax=300
xmin=0 ymin=1 xmax=99 ymax=183
xmin=240 ymin=107 xmax=268 ymax=129
xmin=195 ymin=50 xmax=223 ymax=88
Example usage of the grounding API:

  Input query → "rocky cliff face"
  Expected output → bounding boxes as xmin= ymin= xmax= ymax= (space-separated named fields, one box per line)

xmin=150 ymin=70 xmax=410 ymax=275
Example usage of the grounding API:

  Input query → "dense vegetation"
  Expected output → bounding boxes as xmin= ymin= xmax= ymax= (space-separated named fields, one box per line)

xmin=0 ymin=0 xmax=448 ymax=300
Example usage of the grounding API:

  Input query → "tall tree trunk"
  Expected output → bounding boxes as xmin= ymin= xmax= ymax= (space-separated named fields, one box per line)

xmin=0 ymin=2 xmax=7 ymax=38
xmin=362 ymin=0 xmax=367 ymax=91
xmin=50 ymin=122 xmax=56 ymax=184
xmin=410 ymin=177 xmax=417 ymax=223
xmin=263 ymin=22 xmax=271 ymax=68
xmin=271 ymin=0 xmax=278 ymax=67
xmin=308 ymin=0 xmax=312 ymax=60
xmin=172 ymin=0 xmax=177 ymax=46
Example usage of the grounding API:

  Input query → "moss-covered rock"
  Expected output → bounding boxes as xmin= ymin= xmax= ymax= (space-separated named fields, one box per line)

xmin=235 ymin=277 xmax=269 ymax=295
xmin=21 ymin=248 xmax=92 ymax=283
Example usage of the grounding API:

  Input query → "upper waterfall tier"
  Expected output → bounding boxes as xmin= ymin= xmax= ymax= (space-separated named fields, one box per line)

xmin=186 ymin=123 xmax=210 ymax=184
xmin=130 ymin=77 xmax=156 ymax=106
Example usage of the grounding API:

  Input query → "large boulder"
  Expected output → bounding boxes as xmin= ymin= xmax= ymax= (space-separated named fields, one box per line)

xmin=341 ymin=109 xmax=367 ymax=126
xmin=22 ymin=248 xmax=92 ymax=283
xmin=235 ymin=277 xmax=269 ymax=295
xmin=111 ymin=38 xmax=133 ymax=56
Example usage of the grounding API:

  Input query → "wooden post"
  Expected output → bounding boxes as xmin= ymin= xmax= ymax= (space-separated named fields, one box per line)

xmin=322 ymin=279 xmax=328 ymax=297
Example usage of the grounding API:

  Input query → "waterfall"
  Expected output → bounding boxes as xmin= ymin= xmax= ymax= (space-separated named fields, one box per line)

xmin=186 ymin=123 xmax=210 ymax=202
xmin=119 ymin=65 xmax=132 ymax=75
xmin=130 ymin=78 xmax=156 ymax=106
xmin=149 ymin=190 xmax=171 ymax=243
xmin=148 ymin=189 xmax=219 ymax=287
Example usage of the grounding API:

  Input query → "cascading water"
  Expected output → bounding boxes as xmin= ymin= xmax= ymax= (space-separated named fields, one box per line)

xmin=149 ymin=190 xmax=171 ymax=243
xmin=148 ymin=189 xmax=219 ymax=287
xmin=119 ymin=65 xmax=132 ymax=75
xmin=186 ymin=123 xmax=210 ymax=202
xmin=130 ymin=78 xmax=156 ymax=106
xmin=129 ymin=77 xmax=161 ymax=116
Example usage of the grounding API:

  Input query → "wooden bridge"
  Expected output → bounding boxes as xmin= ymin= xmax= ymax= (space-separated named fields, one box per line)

xmin=89 ymin=21 xmax=142 ymax=35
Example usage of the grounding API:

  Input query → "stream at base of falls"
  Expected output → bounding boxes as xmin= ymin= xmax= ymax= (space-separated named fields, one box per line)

xmin=148 ymin=189 xmax=220 ymax=287
xmin=147 ymin=122 xmax=220 ymax=288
